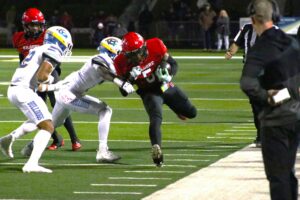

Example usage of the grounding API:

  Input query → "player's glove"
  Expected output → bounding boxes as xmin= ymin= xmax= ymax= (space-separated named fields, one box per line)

xmin=155 ymin=65 xmax=172 ymax=83
xmin=129 ymin=66 xmax=142 ymax=82
xmin=121 ymin=81 xmax=135 ymax=94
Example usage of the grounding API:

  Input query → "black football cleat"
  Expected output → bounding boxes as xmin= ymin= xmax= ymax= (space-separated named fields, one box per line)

xmin=152 ymin=144 xmax=164 ymax=167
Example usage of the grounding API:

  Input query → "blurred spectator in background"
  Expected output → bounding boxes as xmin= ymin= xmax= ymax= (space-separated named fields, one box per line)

xmin=165 ymin=6 xmax=178 ymax=43
xmin=112 ymin=23 xmax=127 ymax=38
xmin=197 ymin=0 xmax=208 ymax=10
xmin=216 ymin=9 xmax=230 ymax=50
xmin=138 ymin=5 xmax=153 ymax=39
xmin=92 ymin=22 xmax=106 ymax=47
xmin=104 ymin=14 xmax=118 ymax=36
xmin=199 ymin=3 xmax=216 ymax=50
xmin=48 ymin=9 xmax=59 ymax=26
xmin=6 ymin=5 xmax=16 ymax=45
xmin=59 ymin=11 xmax=73 ymax=32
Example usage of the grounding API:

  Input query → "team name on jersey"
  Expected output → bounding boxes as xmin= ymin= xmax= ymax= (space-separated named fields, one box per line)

xmin=22 ymin=45 xmax=40 ymax=50
xmin=144 ymin=61 xmax=155 ymax=69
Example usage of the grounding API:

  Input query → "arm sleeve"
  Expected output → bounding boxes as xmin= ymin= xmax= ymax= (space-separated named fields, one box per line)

xmin=42 ymin=53 xmax=60 ymax=70
xmin=240 ymin=49 xmax=268 ymax=105
xmin=234 ymin=24 xmax=248 ymax=47
xmin=166 ymin=55 xmax=178 ymax=76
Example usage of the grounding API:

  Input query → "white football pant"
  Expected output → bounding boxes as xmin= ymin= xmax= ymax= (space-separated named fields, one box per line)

xmin=52 ymin=89 xmax=112 ymax=150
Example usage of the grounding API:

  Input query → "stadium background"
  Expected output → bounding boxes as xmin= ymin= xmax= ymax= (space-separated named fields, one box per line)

xmin=0 ymin=0 xmax=299 ymax=48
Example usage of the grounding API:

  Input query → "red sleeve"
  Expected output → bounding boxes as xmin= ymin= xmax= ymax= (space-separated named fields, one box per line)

xmin=114 ymin=54 xmax=130 ymax=77
xmin=12 ymin=32 xmax=23 ymax=49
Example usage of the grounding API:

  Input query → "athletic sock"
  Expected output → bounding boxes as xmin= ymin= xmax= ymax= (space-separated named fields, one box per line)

xmin=26 ymin=129 xmax=51 ymax=165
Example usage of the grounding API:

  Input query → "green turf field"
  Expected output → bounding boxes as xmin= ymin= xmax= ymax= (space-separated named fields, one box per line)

xmin=0 ymin=49 xmax=254 ymax=200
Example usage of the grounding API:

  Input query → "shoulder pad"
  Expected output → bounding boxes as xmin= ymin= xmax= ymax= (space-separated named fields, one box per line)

xmin=43 ymin=44 xmax=63 ymax=63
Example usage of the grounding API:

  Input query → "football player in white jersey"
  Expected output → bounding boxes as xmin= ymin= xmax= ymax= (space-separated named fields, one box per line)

xmin=51 ymin=37 xmax=134 ymax=162
xmin=0 ymin=26 xmax=73 ymax=173
xmin=21 ymin=37 xmax=135 ymax=162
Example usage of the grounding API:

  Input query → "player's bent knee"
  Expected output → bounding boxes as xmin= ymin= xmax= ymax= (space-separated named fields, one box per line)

xmin=37 ymin=120 xmax=54 ymax=133
xmin=186 ymin=106 xmax=197 ymax=119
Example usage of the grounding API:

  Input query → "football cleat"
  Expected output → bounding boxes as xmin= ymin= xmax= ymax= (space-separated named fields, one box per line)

xmin=96 ymin=148 xmax=121 ymax=163
xmin=152 ymin=144 xmax=164 ymax=167
xmin=72 ymin=141 xmax=81 ymax=151
xmin=0 ymin=135 xmax=15 ymax=158
xmin=20 ymin=141 xmax=34 ymax=157
xmin=22 ymin=163 xmax=52 ymax=173
xmin=47 ymin=139 xmax=65 ymax=150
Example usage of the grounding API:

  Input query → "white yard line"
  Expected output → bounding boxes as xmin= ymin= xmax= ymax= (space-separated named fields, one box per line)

xmin=91 ymin=183 xmax=157 ymax=187
xmin=74 ymin=191 xmax=142 ymax=195
xmin=108 ymin=177 xmax=172 ymax=180
xmin=124 ymin=170 xmax=185 ymax=174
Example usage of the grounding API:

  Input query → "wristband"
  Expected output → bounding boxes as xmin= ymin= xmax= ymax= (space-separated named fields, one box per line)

xmin=39 ymin=84 xmax=48 ymax=92
xmin=113 ymin=78 xmax=123 ymax=87
xmin=47 ymin=84 xmax=57 ymax=91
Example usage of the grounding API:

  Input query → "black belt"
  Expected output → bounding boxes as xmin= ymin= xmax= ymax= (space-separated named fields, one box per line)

xmin=10 ymin=84 xmax=17 ymax=87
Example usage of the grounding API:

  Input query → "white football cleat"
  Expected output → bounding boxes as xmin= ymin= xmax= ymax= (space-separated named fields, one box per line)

xmin=22 ymin=163 xmax=52 ymax=173
xmin=0 ymin=135 xmax=14 ymax=158
xmin=96 ymin=148 xmax=121 ymax=163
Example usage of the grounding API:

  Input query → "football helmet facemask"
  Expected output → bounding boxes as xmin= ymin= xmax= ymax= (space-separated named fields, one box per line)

xmin=97 ymin=37 xmax=122 ymax=60
xmin=122 ymin=32 xmax=147 ymax=65
xmin=22 ymin=8 xmax=45 ymax=38
xmin=44 ymin=26 xmax=73 ymax=56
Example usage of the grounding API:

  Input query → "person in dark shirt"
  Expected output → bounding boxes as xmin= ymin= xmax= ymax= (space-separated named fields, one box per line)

xmin=240 ymin=1 xmax=300 ymax=199
xmin=225 ymin=23 xmax=263 ymax=147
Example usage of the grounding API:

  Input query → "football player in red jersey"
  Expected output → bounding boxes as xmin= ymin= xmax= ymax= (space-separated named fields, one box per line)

xmin=12 ymin=8 xmax=81 ymax=151
xmin=114 ymin=32 xmax=197 ymax=167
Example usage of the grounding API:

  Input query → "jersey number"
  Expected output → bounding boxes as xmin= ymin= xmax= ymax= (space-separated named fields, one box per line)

xmin=142 ymin=68 xmax=156 ymax=83
xmin=20 ymin=51 xmax=36 ymax=68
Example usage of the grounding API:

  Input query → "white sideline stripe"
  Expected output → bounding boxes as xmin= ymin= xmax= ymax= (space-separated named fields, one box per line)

xmin=207 ymin=136 xmax=226 ymax=139
xmin=232 ymin=126 xmax=255 ymax=128
xmin=91 ymin=183 xmax=157 ymax=187
xmin=187 ymin=144 xmax=239 ymax=148
xmin=165 ymin=154 xmax=219 ymax=157
xmin=74 ymin=191 xmax=142 ymax=195
xmin=109 ymin=177 xmax=172 ymax=180
xmin=230 ymin=137 xmax=254 ymax=140
xmin=135 ymin=164 xmax=197 ymax=168
xmin=217 ymin=133 xmax=253 ymax=136
xmin=168 ymin=159 xmax=210 ymax=162
xmin=125 ymin=171 xmax=185 ymax=174
xmin=177 ymin=149 xmax=226 ymax=152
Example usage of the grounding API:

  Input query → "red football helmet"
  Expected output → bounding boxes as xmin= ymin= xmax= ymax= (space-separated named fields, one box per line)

xmin=22 ymin=8 xmax=45 ymax=38
xmin=122 ymin=32 xmax=147 ymax=65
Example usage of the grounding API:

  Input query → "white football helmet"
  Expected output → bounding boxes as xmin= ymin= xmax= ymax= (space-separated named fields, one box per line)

xmin=44 ymin=26 xmax=73 ymax=56
xmin=97 ymin=37 xmax=122 ymax=59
